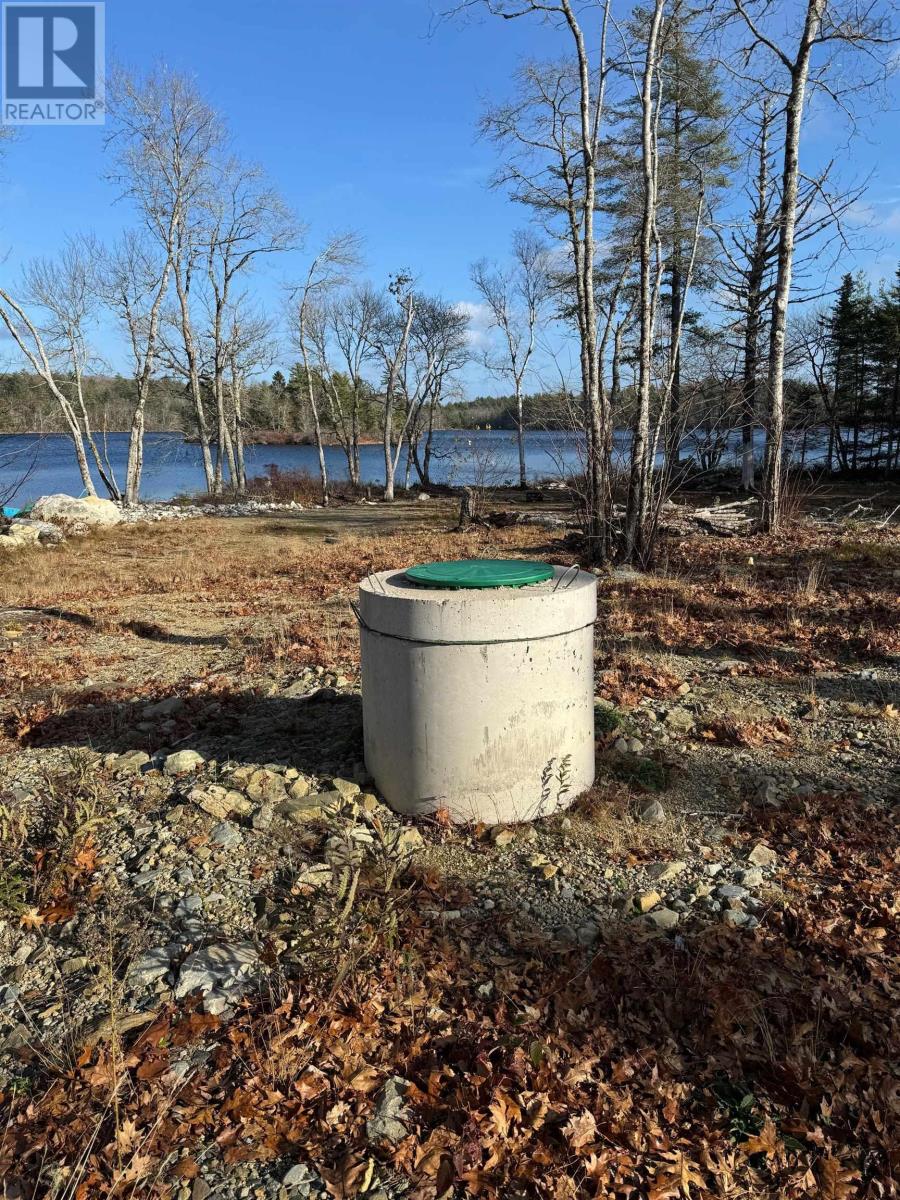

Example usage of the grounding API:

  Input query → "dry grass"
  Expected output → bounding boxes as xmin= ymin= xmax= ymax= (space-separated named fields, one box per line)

xmin=1 ymin=507 xmax=558 ymax=608
xmin=796 ymin=558 xmax=827 ymax=599
xmin=571 ymin=780 xmax=695 ymax=859
xmin=3 ymin=504 xmax=897 ymax=711
xmin=0 ymin=511 xmax=573 ymax=688
xmin=2 ymin=503 xmax=899 ymax=1197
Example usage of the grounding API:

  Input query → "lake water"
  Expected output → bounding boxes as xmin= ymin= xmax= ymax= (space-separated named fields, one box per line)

xmin=0 ymin=425 xmax=820 ymax=508
xmin=0 ymin=429 xmax=596 ymax=506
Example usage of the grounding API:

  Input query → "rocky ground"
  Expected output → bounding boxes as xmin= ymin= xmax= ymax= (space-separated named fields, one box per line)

xmin=118 ymin=499 xmax=308 ymax=523
xmin=0 ymin=498 xmax=897 ymax=1199
xmin=1 ymin=497 xmax=309 ymax=554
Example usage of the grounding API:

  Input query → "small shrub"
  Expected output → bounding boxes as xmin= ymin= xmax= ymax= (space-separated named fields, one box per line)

xmin=248 ymin=464 xmax=328 ymax=504
xmin=612 ymin=754 xmax=669 ymax=792
xmin=594 ymin=701 xmax=624 ymax=735
xmin=0 ymin=866 xmax=27 ymax=915
xmin=247 ymin=464 xmax=366 ymax=505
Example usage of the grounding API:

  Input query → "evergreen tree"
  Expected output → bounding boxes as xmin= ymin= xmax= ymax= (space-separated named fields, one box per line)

xmin=599 ymin=1 xmax=733 ymax=465
xmin=871 ymin=267 xmax=900 ymax=469
xmin=829 ymin=273 xmax=875 ymax=470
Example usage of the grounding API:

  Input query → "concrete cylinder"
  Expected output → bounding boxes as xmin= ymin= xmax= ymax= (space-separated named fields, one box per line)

xmin=358 ymin=565 xmax=597 ymax=825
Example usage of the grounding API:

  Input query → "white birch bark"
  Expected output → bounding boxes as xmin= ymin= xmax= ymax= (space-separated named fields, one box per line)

xmin=0 ymin=288 xmax=98 ymax=497
xmin=625 ymin=0 xmax=666 ymax=563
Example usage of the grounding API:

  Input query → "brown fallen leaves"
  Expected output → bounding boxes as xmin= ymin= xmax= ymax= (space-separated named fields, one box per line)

xmin=700 ymin=714 xmax=792 ymax=747
xmin=603 ymin=525 xmax=900 ymax=670
xmin=1 ymin=513 xmax=898 ymax=1196
xmin=2 ymin=789 xmax=897 ymax=1199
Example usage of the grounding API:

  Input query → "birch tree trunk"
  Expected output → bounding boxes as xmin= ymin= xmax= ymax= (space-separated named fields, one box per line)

xmin=757 ymin=0 xmax=826 ymax=531
xmin=232 ymin=378 xmax=247 ymax=493
xmin=0 ymin=287 xmax=98 ymax=497
xmin=124 ymin=257 xmax=172 ymax=506
xmin=74 ymin=365 xmax=121 ymax=499
xmin=741 ymin=100 xmax=771 ymax=491
xmin=625 ymin=0 xmax=665 ymax=564
xmin=301 ymin=345 xmax=329 ymax=506
xmin=515 ymin=384 xmax=527 ymax=488
xmin=124 ymin=402 xmax=145 ymax=504
xmin=381 ymin=291 xmax=415 ymax=503
xmin=666 ymin=91 xmax=684 ymax=474
xmin=562 ymin=0 xmax=605 ymax=558
xmin=173 ymin=254 xmax=214 ymax=492
xmin=423 ymin=401 xmax=436 ymax=486
xmin=472 ymin=0 xmax=614 ymax=558
xmin=351 ymin=404 xmax=361 ymax=486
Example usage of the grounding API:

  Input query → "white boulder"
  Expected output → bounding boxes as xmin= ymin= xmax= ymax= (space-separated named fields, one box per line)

xmin=0 ymin=523 xmax=42 ymax=550
xmin=31 ymin=494 xmax=121 ymax=528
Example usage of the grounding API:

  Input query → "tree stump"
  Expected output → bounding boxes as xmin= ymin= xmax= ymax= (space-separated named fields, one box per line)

xmin=457 ymin=487 xmax=475 ymax=530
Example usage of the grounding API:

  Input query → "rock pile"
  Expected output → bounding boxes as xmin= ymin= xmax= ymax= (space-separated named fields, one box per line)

xmin=117 ymin=498 xmax=305 ymax=523
xmin=0 ymin=494 xmax=305 ymax=552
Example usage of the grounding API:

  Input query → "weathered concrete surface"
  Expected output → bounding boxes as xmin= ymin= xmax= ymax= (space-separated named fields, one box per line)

xmin=359 ymin=565 xmax=597 ymax=825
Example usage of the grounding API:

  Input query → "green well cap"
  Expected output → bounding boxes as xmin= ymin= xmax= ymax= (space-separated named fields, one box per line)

xmin=405 ymin=558 xmax=555 ymax=589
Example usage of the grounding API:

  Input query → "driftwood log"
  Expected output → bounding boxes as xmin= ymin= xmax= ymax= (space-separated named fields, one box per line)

xmin=660 ymin=498 xmax=756 ymax=538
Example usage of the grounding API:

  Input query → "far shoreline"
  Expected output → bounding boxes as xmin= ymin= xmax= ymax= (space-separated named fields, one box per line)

xmin=0 ymin=427 xmax=506 ymax=441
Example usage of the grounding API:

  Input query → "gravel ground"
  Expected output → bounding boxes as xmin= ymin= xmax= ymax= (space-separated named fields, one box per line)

xmin=1 ymin=508 xmax=897 ymax=1196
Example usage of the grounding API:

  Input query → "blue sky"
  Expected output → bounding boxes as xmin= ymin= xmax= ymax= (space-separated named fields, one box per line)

xmin=0 ymin=0 xmax=898 ymax=395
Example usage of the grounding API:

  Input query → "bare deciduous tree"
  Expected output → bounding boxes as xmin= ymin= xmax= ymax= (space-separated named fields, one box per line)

xmin=222 ymin=299 xmax=277 ymax=494
xmin=624 ymin=0 xmax=667 ymax=563
xmin=453 ymin=0 xmax=615 ymax=557
xmin=205 ymin=159 xmax=295 ymax=493
xmin=324 ymin=283 xmax=380 ymax=487
xmin=96 ymin=230 xmax=171 ymax=503
xmin=0 ymin=284 xmax=99 ymax=497
xmin=291 ymin=233 xmax=362 ymax=505
xmin=731 ymin=0 xmax=896 ymax=529
xmin=106 ymin=66 xmax=233 ymax=500
xmin=471 ymin=230 xmax=552 ymax=487
xmin=367 ymin=274 xmax=417 ymax=503
xmin=405 ymin=295 xmax=470 ymax=487
xmin=21 ymin=238 xmax=121 ymax=498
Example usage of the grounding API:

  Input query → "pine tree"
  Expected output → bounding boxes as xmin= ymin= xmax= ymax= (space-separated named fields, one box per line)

xmin=871 ymin=267 xmax=900 ymax=469
xmin=599 ymin=1 xmax=733 ymax=468
xmin=829 ymin=273 xmax=875 ymax=471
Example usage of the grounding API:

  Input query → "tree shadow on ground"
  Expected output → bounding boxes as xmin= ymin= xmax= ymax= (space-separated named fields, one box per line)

xmin=5 ymin=605 xmax=229 ymax=647
xmin=19 ymin=669 xmax=900 ymax=811
xmin=21 ymin=688 xmax=365 ymax=777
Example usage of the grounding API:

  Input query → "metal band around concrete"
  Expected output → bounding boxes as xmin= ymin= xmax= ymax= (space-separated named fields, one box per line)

xmin=351 ymin=602 xmax=595 ymax=648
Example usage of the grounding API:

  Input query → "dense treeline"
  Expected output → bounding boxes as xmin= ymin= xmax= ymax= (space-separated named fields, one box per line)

xmin=810 ymin=270 xmax=900 ymax=472
xmin=0 ymin=373 xmax=185 ymax=434
xmin=441 ymin=392 xmax=576 ymax=430
xmin=5 ymin=276 xmax=900 ymax=484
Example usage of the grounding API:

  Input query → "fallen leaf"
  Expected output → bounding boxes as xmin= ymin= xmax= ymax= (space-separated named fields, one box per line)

xmin=818 ymin=1155 xmax=860 ymax=1199
xmin=743 ymin=1116 xmax=780 ymax=1159
xmin=169 ymin=1158 xmax=200 ymax=1179
xmin=114 ymin=1117 xmax=141 ymax=1155
xmin=348 ymin=1065 xmax=381 ymax=1094
xmin=562 ymin=1109 xmax=597 ymax=1153
xmin=648 ymin=1151 xmax=706 ymax=1199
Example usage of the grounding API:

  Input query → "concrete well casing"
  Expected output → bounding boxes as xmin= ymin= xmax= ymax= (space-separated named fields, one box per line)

xmin=358 ymin=566 xmax=597 ymax=825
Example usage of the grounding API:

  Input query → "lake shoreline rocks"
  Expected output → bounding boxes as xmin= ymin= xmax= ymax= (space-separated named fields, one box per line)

xmin=0 ymin=494 xmax=307 ymax=551
xmin=117 ymin=498 xmax=306 ymax=523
